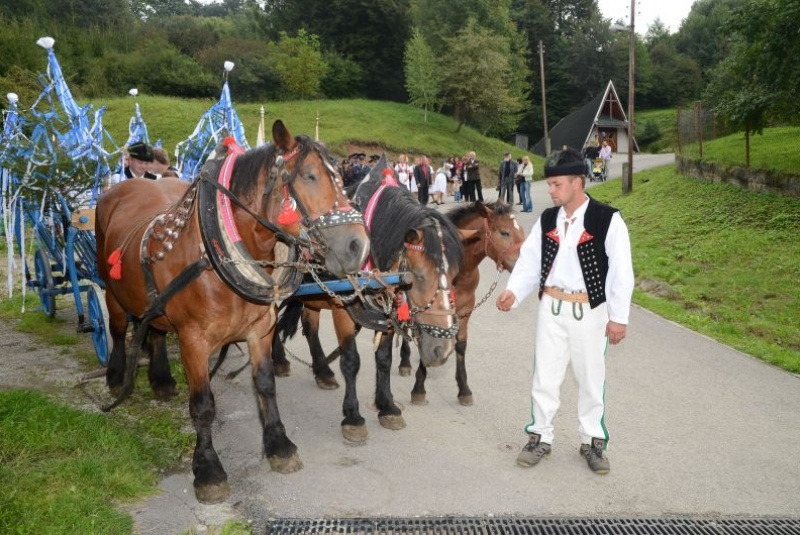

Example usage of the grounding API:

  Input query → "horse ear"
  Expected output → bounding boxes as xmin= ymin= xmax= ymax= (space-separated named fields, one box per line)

xmin=475 ymin=201 xmax=491 ymax=218
xmin=458 ymin=228 xmax=479 ymax=241
xmin=272 ymin=120 xmax=295 ymax=152
xmin=404 ymin=228 xmax=422 ymax=244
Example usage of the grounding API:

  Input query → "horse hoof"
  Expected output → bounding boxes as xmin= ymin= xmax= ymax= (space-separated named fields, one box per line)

xmin=458 ymin=394 xmax=474 ymax=406
xmin=379 ymin=414 xmax=406 ymax=430
xmin=268 ymin=452 xmax=303 ymax=474
xmin=398 ymin=366 xmax=412 ymax=377
xmin=315 ymin=375 xmax=340 ymax=390
xmin=342 ymin=424 xmax=368 ymax=443
xmin=273 ymin=362 xmax=291 ymax=377
xmin=411 ymin=393 xmax=428 ymax=406
xmin=194 ymin=481 xmax=231 ymax=504
xmin=152 ymin=384 xmax=178 ymax=401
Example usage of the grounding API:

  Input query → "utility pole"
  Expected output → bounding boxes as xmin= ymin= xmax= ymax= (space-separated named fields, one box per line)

xmin=538 ymin=40 xmax=550 ymax=155
xmin=624 ymin=0 xmax=635 ymax=194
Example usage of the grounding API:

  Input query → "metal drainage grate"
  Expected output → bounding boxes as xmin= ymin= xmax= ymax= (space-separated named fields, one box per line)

xmin=266 ymin=517 xmax=800 ymax=535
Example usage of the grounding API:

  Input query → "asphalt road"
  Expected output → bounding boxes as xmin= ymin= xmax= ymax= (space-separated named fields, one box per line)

xmin=131 ymin=154 xmax=800 ymax=534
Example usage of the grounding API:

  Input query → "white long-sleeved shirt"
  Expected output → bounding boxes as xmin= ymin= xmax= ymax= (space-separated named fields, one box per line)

xmin=505 ymin=196 xmax=634 ymax=324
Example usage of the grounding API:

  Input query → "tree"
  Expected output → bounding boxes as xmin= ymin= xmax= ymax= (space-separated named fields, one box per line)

xmin=264 ymin=0 xmax=412 ymax=101
xmin=674 ymin=0 xmax=745 ymax=78
xmin=404 ymin=28 xmax=441 ymax=121
xmin=268 ymin=30 xmax=328 ymax=100
xmin=439 ymin=20 xmax=526 ymax=134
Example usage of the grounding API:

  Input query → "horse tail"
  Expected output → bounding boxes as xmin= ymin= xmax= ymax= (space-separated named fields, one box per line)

xmin=102 ymin=322 xmax=151 ymax=412
xmin=277 ymin=300 xmax=303 ymax=342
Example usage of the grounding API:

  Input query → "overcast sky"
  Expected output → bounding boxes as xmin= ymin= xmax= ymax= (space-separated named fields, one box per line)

xmin=597 ymin=0 xmax=696 ymax=34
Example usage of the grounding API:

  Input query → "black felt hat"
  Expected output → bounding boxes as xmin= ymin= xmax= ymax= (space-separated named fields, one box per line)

xmin=128 ymin=141 xmax=154 ymax=162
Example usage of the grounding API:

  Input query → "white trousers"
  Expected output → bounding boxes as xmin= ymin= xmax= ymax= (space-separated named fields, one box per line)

xmin=524 ymin=294 xmax=609 ymax=446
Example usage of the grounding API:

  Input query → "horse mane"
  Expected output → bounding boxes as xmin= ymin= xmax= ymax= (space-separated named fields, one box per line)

xmin=447 ymin=200 xmax=515 ymax=228
xmin=355 ymin=179 xmax=464 ymax=271
xmin=229 ymin=135 xmax=334 ymax=201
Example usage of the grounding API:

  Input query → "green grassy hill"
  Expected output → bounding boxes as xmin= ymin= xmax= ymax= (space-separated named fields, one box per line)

xmin=635 ymin=108 xmax=678 ymax=153
xmin=98 ymin=96 xmax=543 ymax=183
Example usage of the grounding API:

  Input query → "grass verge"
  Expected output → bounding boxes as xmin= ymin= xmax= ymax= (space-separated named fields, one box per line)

xmin=590 ymin=166 xmax=800 ymax=373
xmin=0 ymin=390 xmax=167 ymax=534
xmin=681 ymin=126 xmax=800 ymax=174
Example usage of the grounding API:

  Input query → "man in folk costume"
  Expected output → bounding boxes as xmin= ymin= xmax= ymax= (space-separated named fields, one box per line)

xmin=496 ymin=148 xmax=634 ymax=475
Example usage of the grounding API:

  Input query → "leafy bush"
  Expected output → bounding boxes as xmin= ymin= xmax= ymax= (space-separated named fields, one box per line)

xmin=637 ymin=118 xmax=662 ymax=148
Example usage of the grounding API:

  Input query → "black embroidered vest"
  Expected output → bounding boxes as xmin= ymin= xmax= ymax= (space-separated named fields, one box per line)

xmin=538 ymin=197 xmax=619 ymax=309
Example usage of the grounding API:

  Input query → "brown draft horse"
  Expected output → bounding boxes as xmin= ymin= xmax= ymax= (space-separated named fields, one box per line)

xmin=397 ymin=200 xmax=525 ymax=405
xmin=95 ymin=121 xmax=369 ymax=504
xmin=271 ymin=177 xmax=465 ymax=442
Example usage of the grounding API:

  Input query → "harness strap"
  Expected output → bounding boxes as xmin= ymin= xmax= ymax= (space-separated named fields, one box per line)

xmin=200 ymin=173 xmax=298 ymax=246
xmin=361 ymin=182 xmax=397 ymax=270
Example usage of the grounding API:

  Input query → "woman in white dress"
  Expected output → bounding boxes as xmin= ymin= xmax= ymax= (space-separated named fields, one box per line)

xmin=430 ymin=162 xmax=449 ymax=205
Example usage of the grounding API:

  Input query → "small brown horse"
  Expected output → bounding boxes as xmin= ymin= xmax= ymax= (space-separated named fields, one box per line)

xmin=96 ymin=121 xmax=369 ymax=504
xmin=272 ymin=178 xmax=464 ymax=442
xmin=398 ymin=200 xmax=525 ymax=405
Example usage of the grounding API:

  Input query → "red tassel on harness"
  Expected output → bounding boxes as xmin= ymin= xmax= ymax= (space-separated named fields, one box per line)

xmin=396 ymin=293 xmax=410 ymax=321
xmin=277 ymin=198 xmax=301 ymax=225
xmin=108 ymin=248 xmax=123 ymax=280
xmin=223 ymin=136 xmax=237 ymax=149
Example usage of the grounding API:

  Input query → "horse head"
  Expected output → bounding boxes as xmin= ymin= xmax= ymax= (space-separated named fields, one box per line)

xmin=264 ymin=120 xmax=369 ymax=277
xmin=397 ymin=216 xmax=463 ymax=368
xmin=477 ymin=201 xmax=525 ymax=271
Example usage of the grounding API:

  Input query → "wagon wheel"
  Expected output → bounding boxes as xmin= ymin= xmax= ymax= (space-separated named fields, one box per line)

xmin=86 ymin=283 xmax=111 ymax=367
xmin=34 ymin=249 xmax=56 ymax=318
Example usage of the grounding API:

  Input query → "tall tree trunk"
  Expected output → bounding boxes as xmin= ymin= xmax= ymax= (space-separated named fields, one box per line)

xmin=745 ymin=126 xmax=750 ymax=168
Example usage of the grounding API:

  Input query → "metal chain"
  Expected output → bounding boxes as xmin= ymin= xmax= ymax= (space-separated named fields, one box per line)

xmin=458 ymin=267 xmax=503 ymax=320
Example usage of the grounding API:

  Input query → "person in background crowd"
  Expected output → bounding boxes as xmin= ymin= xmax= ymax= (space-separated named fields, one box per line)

xmin=464 ymin=151 xmax=483 ymax=202
xmin=395 ymin=153 xmax=413 ymax=191
xmin=430 ymin=161 xmax=449 ymax=205
xmin=414 ymin=156 xmax=433 ymax=205
xmin=517 ymin=155 xmax=534 ymax=212
xmin=496 ymin=147 xmax=634 ymax=476
xmin=498 ymin=151 xmax=518 ymax=205
xmin=151 ymin=147 xmax=181 ymax=179
xmin=108 ymin=141 xmax=156 ymax=188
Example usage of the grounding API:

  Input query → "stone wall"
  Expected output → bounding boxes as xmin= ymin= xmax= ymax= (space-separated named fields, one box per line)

xmin=676 ymin=156 xmax=800 ymax=198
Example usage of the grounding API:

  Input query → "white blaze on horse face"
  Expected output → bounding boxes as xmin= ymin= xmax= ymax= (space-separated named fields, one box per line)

xmin=511 ymin=215 xmax=520 ymax=231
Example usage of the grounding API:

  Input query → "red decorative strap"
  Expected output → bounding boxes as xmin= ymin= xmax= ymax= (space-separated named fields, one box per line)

xmin=404 ymin=242 xmax=425 ymax=252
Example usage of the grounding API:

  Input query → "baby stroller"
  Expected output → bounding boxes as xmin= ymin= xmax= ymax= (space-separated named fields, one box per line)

xmin=591 ymin=158 xmax=607 ymax=182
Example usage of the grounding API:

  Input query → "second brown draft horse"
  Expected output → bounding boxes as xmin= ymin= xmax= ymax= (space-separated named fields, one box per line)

xmin=399 ymin=200 xmax=525 ymax=405
xmin=96 ymin=121 xmax=369 ymax=504
xmin=272 ymin=177 xmax=465 ymax=442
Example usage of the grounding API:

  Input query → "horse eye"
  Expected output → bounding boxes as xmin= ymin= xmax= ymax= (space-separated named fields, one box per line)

xmin=500 ymin=230 xmax=510 ymax=238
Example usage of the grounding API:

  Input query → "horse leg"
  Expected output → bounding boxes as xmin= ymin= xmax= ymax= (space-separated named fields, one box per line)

xmin=398 ymin=335 xmax=413 ymax=376
xmin=180 ymin=335 xmax=230 ymax=504
xmin=302 ymin=308 xmax=339 ymax=390
xmin=105 ymin=292 xmax=129 ymax=396
xmin=411 ymin=361 xmax=428 ymax=405
xmin=331 ymin=307 xmax=367 ymax=442
xmin=147 ymin=328 xmax=177 ymax=400
xmin=455 ymin=320 xmax=473 ymax=406
xmin=375 ymin=330 xmax=405 ymax=430
xmin=271 ymin=332 xmax=292 ymax=377
xmin=248 ymin=324 xmax=303 ymax=474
